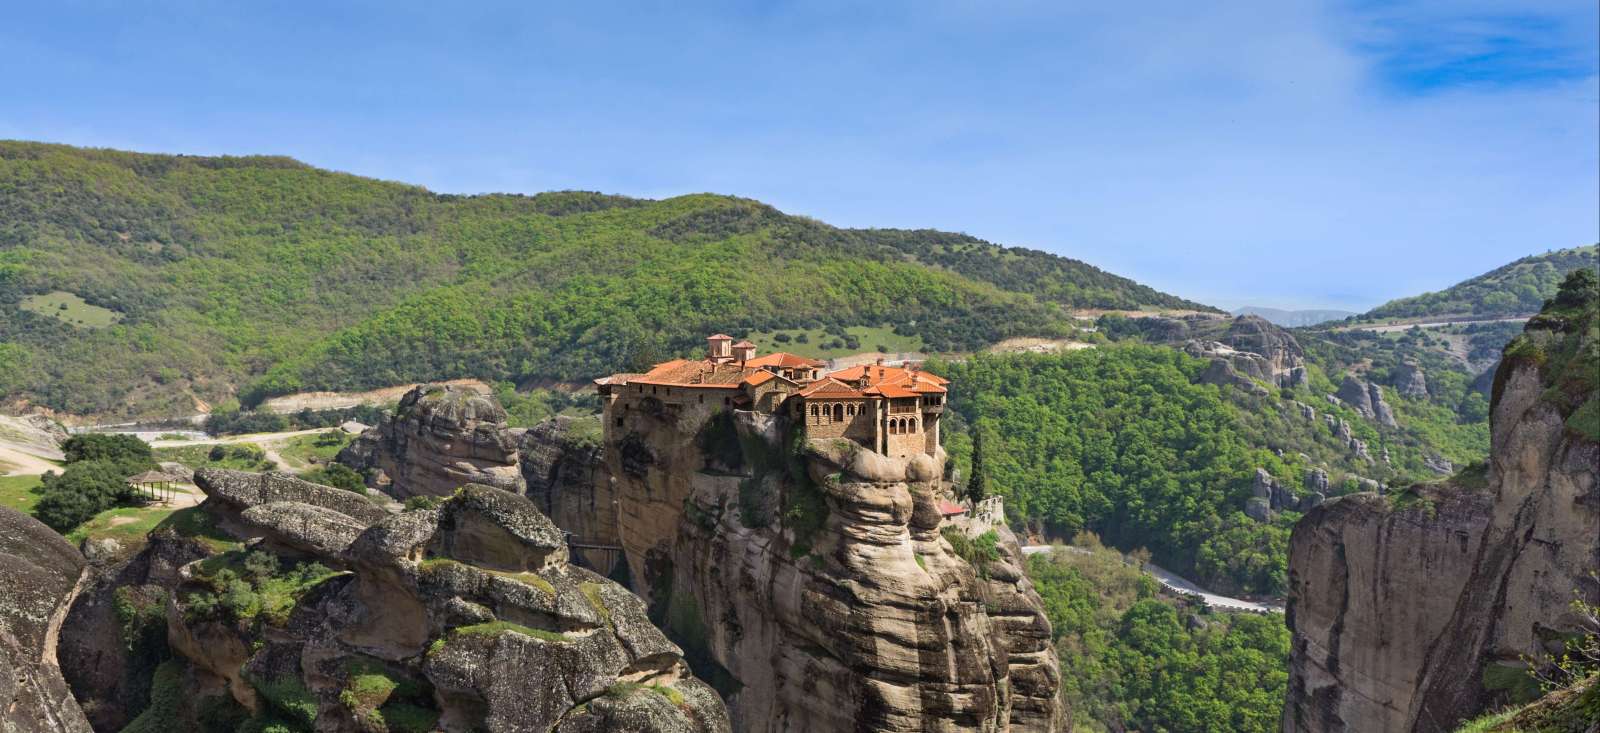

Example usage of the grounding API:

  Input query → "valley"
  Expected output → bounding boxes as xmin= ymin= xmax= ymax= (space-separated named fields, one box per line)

xmin=0 ymin=141 xmax=1593 ymax=733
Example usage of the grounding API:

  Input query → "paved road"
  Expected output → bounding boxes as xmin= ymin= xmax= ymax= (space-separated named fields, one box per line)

xmin=1022 ymin=545 xmax=1284 ymax=614
xmin=1336 ymin=316 xmax=1529 ymax=334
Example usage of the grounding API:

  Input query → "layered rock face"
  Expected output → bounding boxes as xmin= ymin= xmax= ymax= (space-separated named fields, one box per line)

xmin=1284 ymin=293 xmax=1600 ymax=733
xmin=338 ymin=384 xmax=525 ymax=498
xmin=0 ymin=507 xmax=92 ymax=733
xmin=520 ymin=417 xmax=621 ymax=573
xmin=77 ymin=468 xmax=728 ymax=732
xmin=603 ymin=401 xmax=1064 ymax=731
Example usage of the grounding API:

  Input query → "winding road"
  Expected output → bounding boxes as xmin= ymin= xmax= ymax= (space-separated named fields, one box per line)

xmin=1022 ymin=545 xmax=1284 ymax=614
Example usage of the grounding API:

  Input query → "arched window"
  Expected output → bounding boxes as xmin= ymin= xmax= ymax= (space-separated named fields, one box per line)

xmin=833 ymin=404 xmax=844 ymax=422
xmin=811 ymin=404 xmax=819 ymax=416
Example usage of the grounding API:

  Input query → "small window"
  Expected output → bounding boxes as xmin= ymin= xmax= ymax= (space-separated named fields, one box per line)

xmin=615 ymin=417 xmax=624 ymax=427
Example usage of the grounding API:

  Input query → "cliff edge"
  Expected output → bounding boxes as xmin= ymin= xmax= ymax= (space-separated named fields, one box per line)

xmin=1283 ymin=270 xmax=1600 ymax=733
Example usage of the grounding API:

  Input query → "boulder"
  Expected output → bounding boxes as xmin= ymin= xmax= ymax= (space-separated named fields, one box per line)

xmin=239 ymin=501 xmax=370 ymax=559
xmin=194 ymin=467 xmax=389 ymax=525
xmin=338 ymin=384 xmax=525 ymax=499
xmin=1305 ymin=468 xmax=1330 ymax=494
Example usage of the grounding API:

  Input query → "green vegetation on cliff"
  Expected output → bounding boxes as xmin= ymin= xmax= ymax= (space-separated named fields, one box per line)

xmin=1360 ymin=244 xmax=1597 ymax=322
xmin=0 ymin=140 xmax=1210 ymax=418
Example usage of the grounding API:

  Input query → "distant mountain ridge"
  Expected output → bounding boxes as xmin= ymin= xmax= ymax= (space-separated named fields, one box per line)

xmin=0 ymin=140 xmax=1213 ymax=419
xmin=1358 ymin=244 xmax=1598 ymax=322
xmin=1231 ymin=306 xmax=1356 ymax=328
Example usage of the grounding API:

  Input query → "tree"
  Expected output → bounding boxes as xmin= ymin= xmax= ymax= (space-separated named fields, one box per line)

xmin=967 ymin=424 xmax=989 ymax=502
xmin=62 ymin=433 xmax=152 ymax=465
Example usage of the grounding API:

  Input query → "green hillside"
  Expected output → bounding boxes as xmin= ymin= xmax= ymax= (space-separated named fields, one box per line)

xmin=0 ymin=141 xmax=1213 ymax=418
xmin=1360 ymin=244 xmax=1598 ymax=321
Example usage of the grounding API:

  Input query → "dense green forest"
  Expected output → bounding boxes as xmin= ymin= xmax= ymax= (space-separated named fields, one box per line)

xmin=932 ymin=347 xmax=1301 ymax=595
xmin=1359 ymin=244 xmax=1597 ymax=321
xmin=0 ymin=141 xmax=1211 ymax=419
xmin=1027 ymin=538 xmax=1289 ymax=733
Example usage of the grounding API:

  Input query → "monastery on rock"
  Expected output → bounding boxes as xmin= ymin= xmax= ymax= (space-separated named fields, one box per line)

xmin=596 ymin=333 xmax=946 ymax=459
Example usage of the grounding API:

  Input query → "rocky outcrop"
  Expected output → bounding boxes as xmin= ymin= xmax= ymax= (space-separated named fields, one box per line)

xmin=1219 ymin=315 xmax=1311 ymax=388
xmin=58 ymin=532 xmax=212 ymax=731
xmin=602 ymin=398 xmax=1064 ymax=731
xmin=1194 ymin=355 xmax=1270 ymax=395
xmin=194 ymin=467 xmax=388 ymax=554
xmin=520 ymin=417 xmax=621 ymax=574
xmin=1335 ymin=375 xmax=1398 ymax=428
xmin=1248 ymin=468 xmax=1322 ymax=521
xmin=338 ymin=384 xmax=525 ymax=499
xmin=1284 ymin=282 xmax=1600 ymax=733
xmin=158 ymin=480 xmax=728 ymax=732
xmin=1392 ymin=362 xmax=1428 ymax=399
xmin=0 ymin=507 xmax=92 ymax=733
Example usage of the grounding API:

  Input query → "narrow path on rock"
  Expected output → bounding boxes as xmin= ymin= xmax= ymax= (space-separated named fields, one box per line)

xmin=1022 ymin=545 xmax=1284 ymax=614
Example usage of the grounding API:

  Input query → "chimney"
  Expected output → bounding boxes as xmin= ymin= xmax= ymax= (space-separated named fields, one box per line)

xmin=732 ymin=340 xmax=756 ymax=363
xmin=707 ymin=333 xmax=733 ymax=361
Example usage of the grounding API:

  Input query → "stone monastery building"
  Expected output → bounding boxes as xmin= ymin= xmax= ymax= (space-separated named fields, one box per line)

xmin=596 ymin=334 xmax=947 ymax=459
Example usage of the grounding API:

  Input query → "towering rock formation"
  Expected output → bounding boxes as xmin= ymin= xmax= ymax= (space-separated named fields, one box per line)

xmin=1283 ymin=273 xmax=1600 ymax=733
xmin=338 ymin=384 xmax=525 ymax=498
xmin=0 ymin=507 xmax=93 ymax=733
xmin=602 ymin=400 xmax=1064 ymax=731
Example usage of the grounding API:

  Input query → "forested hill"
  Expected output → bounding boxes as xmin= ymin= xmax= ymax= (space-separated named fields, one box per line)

xmin=0 ymin=141 xmax=1212 ymax=418
xmin=1358 ymin=244 xmax=1598 ymax=322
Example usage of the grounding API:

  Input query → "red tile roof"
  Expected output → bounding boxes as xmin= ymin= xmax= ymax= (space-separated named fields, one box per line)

xmin=796 ymin=377 xmax=866 ymax=398
xmin=746 ymin=352 xmax=826 ymax=369
xmin=937 ymin=500 xmax=967 ymax=516
xmin=733 ymin=340 xmax=756 ymax=348
xmin=708 ymin=334 xmax=732 ymax=340
xmin=825 ymin=364 xmax=948 ymax=395
xmin=629 ymin=358 xmax=751 ymax=388
xmin=741 ymin=370 xmax=778 ymax=387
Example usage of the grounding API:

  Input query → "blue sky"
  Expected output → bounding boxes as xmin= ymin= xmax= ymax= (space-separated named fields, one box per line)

xmin=2 ymin=1 xmax=1595 ymax=310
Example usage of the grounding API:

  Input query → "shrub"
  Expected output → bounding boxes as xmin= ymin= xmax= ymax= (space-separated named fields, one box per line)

xmin=303 ymin=463 xmax=365 ymax=493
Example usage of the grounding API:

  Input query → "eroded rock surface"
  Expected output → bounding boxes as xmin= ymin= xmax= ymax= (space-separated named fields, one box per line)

xmin=338 ymin=384 xmax=525 ymax=499
xmin=520 ymin=417 xmax=621 ymax=573
xmin=1284 ymin=291 xmax=1600 ymax=733
xmin=157 ymin=479 xmax=727 ymax=732
xmin=0 ymin=507 xmax=92 ymax=733
xmin=602 ymin=399 xmax=1064 ymax=731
